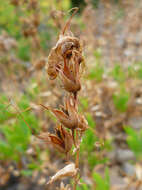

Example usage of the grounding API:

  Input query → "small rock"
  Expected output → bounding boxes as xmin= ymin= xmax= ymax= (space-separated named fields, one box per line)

xmin=116 ymin=149 xmax=135 ymax=163
xmin=122 ymin=162 xmax=135 ymax=176
xmin=110 ymin=167 xmax=127 ymax=189
xmin=128 ymin=117 xmax=142 ymax=130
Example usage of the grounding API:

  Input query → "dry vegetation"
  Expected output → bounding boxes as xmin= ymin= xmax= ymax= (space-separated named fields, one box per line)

xmin=0 ymin=0 xmax=142 ymax=190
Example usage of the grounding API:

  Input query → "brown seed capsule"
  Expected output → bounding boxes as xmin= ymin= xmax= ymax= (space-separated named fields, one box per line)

xmin=39 ymin=125 xmax=73 ymax=154
xmin=58 ymin=51 xmax=81 ymax=93
xmin=43 ymin=95 xmax=88 ymax=131
xmin=46 ymin=48 xmax=63 ymax=80
xmin=48 ymin=96 xmax=78 ymax=130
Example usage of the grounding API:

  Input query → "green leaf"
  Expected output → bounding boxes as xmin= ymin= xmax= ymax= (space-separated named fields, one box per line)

xmin=88 ymin=64 xmax=104 ymax=82
xmin=93 ymin=168 xmax=110 ymax=190
xmin=86 ymin=113 xmax=96 ymax=128
xmin=111 ymin=64 xmax=125 ymax=83
xmin=113 ymin=88 xmax=130 ymax=112
xmin=80 ymin=97 xmax=89 ymax=110
xmin=124 ymin=126 xmax=142 ymax=159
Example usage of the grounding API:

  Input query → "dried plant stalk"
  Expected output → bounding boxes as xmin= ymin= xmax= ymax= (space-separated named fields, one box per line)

xmin=40 ymin=7 xmax=88 ymax=189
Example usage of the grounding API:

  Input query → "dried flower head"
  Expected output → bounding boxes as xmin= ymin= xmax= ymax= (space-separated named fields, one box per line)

xmin=46 ymin=7 xmax=84 ymax=82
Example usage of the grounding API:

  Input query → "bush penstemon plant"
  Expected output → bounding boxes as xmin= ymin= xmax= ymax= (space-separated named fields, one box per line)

xmin=39 ymin=7 xmax=89 ymax=190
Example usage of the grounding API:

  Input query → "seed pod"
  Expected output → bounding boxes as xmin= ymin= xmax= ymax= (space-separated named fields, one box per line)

xmin=46 ymin=7 xmax=84 ymax=80
xmin=58 ymin=52 xmax=81 ymax=93
xmin=39 ymin=125 xmax=73 ymax=154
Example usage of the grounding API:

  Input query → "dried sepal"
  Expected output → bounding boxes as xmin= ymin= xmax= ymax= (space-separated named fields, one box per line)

xmin=47 ymin=163 xmax=77 ymax=185
xmin=58 ymin=53 xmax=81 ymax=93
xmin=47 ymin=96 xmax=88 ymax=131
xmin=48 ymin=96 xmax=78 ymax=130
xmin=38 ymin=132 xmax=65 ymax=153
xmin=39 ymin=125 xmax=73 ymax=154
xmin=77 ymin=114 xmax=89 ymax=132
xmin=46 ymin=48 xmax=63 ymax=80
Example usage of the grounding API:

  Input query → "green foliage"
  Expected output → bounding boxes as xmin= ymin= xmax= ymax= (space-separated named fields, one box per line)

xmin=0 ymin=120 xmax=31 ymax=162
xmin=77 ymin=179 xmax=90 ymax=190
xmin=113 ymin=87 xmax=130 ymax=112
xmin=0 ymin=95 xmax=39 ymax=162
xmin=94 ymin=49 xmax=102 ymax=59
xmin=40 ymin=30 xmax=52 ymax=50
xmin=80 ymin=97 xmax=89 ymax=110
xmin=86 ymin=113 xmax=96 ymax=129
xmin=110 ymin=64 xmax=125 ymax=83
xmin=21 ymin=169 xmax=33 ymax=177
xmin=21 ymin=160 xmax=42 ymax=176
xmin=18 ymin=95 xmax=39 ymax=133
xmin=93 ymin=168 xmax=110 ymax=190
xmin=127 ymin=65 xmax=136 ymax=78
xmin=124 ymin=126 xmax=142 ymax=160
xmin=17 ymin=38 xmax=30 ymax=61
xmin=80 ymin=113 xmax=97 ymax=166
xmin=80 ymin=113 xmax=109 ymax=167
xmin=80 ymin=113 xmax=96 ymax=152
xmin=92 ymin=0 xmax=100 ymax=8
xmin=25 ymin=79 xmax=40 ymax=100
xmin=115 ymin=8 xmax=125 ymax=20
xmin=0 ymin=95 xmax=13 ymax=123
xmin=136 ymin=61 xmax=142 ymax=79
xmin=88 ymin=49 xmax=104 ymax=82
xmin=0 ymin=0 xmax=20 ymax=37
xmin=88 ymin=64 xmax=104 ymax=82
xmin=80 ymin=113 xmax=107 ymax=167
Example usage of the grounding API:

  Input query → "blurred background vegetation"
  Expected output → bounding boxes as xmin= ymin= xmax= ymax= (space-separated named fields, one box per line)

xmin=0 ymin=0 xmax=142 ymax=189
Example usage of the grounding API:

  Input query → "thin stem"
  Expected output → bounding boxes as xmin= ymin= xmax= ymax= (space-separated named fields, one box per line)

xmin=73 ymin=129 xmax=80 ymax=190
xmin=72 ymin=129 xmax=76 ymax=147
xmin=75 ymin=130 xmax=80 ymax=169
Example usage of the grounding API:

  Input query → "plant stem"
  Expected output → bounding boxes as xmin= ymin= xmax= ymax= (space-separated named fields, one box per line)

xmin=73 ymin=129 xmax=80 ymax=190
xmin=75 ymin=130 xmax=80 ymax=169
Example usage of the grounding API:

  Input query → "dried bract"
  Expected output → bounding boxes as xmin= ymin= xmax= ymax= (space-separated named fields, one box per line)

xmin=48 ymin=96 xmax=88 ymax=131
xmin=39 ymin=125 xmax=73 ymax=154
xmin=58 ymin=52 xmax=81 ymax=93
xmin=47 ymin=163 xmax=77 ymax=184
xmin=48 ymin=96 xmax=78 ymax=130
